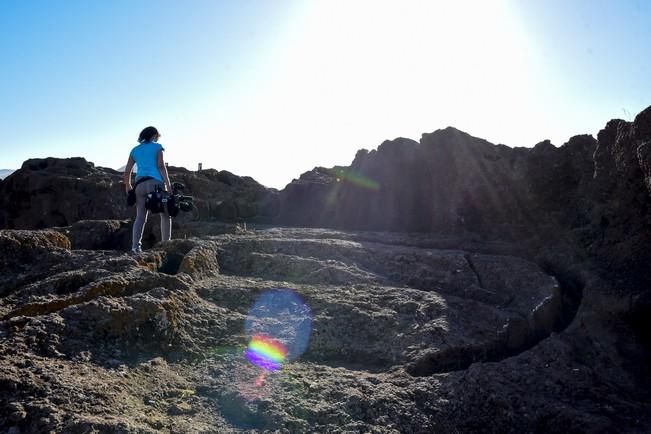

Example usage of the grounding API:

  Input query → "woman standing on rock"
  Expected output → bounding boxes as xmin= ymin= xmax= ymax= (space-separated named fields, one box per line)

xmin=123 ymin=126 xmax=172 ymax=253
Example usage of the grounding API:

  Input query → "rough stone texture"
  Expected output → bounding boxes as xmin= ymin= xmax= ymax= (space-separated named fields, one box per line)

xmin=52 ymin=219 xmax=132 ymax=251
xmin=0 ymin=230 xmax=72 ymax=298
xmin=0 ymin=158 xmax=277 ymax=230
xmin=274 ymin=130 xmax=601 ymax=241
xmin=2 ymin=106 xmax=651 ymax=432
xmin=49 ymin=219 xmax=247 ymax=252
xmin=1 ymin=226 xmax=649 ymax=433
xmin=588 ymin=108 xmax=651 ymax=281
xmin=160 ymin=167 xmax=279 ymax=223
xmin=0 ymin=158 xmax=126 ymax=230
xmin=275 ymin=105 xmax=651 ymax=323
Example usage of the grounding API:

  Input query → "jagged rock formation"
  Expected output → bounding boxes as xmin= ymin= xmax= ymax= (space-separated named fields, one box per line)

xmin=278 ymin=106 xmax=651 ymax=280
xmin=1 ymin=106 xmax=651 ymax=432
xmin=51 ymin=219 xmax=238 ymax=251
xmin=275 ymin=131 xmax=597 ymax=238
xmin=0 ymin=158 xmax=277 ymax=230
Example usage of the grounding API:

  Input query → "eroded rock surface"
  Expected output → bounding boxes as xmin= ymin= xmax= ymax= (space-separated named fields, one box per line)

xmin=276 ymin=107 xmax=651 ymax=292
xmin=0 ymin=158 xmax=277 ymax=230
xmin=2 ymin=107 xmax=651 ymax=432
xmin=1 ymin=227 xmax=648 ymax=433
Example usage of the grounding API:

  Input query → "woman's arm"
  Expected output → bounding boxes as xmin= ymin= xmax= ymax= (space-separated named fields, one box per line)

xmin=123 ymin=156 xmax=135 ymax=193
xmin=157 ymin=150 xmax=172 ymax=191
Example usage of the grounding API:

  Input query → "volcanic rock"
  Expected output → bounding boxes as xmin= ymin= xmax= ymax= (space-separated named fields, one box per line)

xmin=275 ymin=129 xmax=600 ymax=240
xmin=276 ymin=109 xmax=651 ymax=284
xmin=1 ymin=224 xmax=649 ymax=432
xmin=0 ymin=158 xmax=278 ymax=230
xmin=2 ymin=106 xmax=651 ymax=432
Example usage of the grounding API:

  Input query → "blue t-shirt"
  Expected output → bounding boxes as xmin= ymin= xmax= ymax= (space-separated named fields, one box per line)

xmin=130 ymin=141 xmax=165 ymax=182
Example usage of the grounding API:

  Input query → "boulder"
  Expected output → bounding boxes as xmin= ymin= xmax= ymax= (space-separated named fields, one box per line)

xmin=53 ymin=219 xmax=132 ymax=250
xmin=0 ymin=158 xmax=278 ymax=230
xmin=0 ymin=158 xmax=124 ymax=229
xmin=275 ymin=130 xmax=540 ymax=236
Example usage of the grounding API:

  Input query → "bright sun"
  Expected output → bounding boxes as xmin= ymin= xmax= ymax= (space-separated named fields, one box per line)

xmin=186 ymin=0 xmax=539 ymax=188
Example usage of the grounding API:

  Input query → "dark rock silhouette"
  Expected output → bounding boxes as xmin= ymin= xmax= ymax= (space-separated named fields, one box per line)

xmin=277 ymin=108 xmax=651 ymax=283
xmin=0 ymin=158 xmax=278 ymax=230
xmin=275 ymin=129 xmax=598 ymax=237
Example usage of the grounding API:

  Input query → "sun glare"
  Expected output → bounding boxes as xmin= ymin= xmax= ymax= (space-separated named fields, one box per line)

xmin=182 ymin=1 xmax=538 ymax=188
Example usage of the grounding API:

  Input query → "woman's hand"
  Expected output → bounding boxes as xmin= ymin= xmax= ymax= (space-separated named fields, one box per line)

xmin=123 ymin=156 xmax=135 ymax=192
xmin=157 ymin=149 xmax=173 ymax=194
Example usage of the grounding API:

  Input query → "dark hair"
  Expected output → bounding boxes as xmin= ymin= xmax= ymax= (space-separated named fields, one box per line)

xmin=138 ymin=126 xmax=159 ymax=143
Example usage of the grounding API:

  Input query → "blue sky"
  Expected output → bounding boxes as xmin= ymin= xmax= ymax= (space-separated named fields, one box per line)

xmin=0 ymin=0 xmax=649 ymax=188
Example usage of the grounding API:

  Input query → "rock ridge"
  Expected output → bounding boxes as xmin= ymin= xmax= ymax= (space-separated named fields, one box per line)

xmin=1 ymin=105 xmax=651 ymax=432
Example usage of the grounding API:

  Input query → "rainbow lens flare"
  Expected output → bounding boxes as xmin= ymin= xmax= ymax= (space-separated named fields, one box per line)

xmin=245 ymin=288 xmax=312 ymax=365
xmin=335 ymin=168 xmax=380 ymax=191
xmin=245 ymin=334 xmax=288 ymax=371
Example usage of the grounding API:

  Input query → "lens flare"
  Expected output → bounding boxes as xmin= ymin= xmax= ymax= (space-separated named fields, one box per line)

xmin=334 ymin=168 xmax=380 ymax=190
xmin=255 ymin=372 xmax=267 ymax=387
xmin=245 ymin=334 xmax=288 ymax=371
xmin=244 ymin=288 xmax=313 ymax=368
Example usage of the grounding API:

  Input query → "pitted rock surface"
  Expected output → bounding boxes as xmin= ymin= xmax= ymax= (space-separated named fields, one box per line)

xmin=0 ymin=157 xmax=277 ymax=231
xmin=1 ymin=227 xmax=648 ymax=433
xmin=2 ymin=106 xmax=651 ymax=432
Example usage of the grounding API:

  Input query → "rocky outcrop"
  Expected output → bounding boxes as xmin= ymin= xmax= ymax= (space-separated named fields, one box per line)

xmin=50 ymin=219 xmax=244 ymax=251
xmin=2 ymin=106 xmax=651 ymax=432
xmin=277 ymin=108 xmax=651 ymax=281
xmin=159 ymin=167 xmax=279 ymax=223
xmin=275 ymin=130 xmax=600 ymax=239
xmin=0 ymin=158 xmax=278 ymax=230
xmin=0 ymin=226 xmax=648 ymax=432
xmin=0 ymin=158 xmax=125 ymax=229
xmin=587 ymin=107 xmax=651 ymax=281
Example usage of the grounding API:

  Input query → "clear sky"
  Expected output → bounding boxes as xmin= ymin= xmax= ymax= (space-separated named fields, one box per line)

xmin=1 ymin=0 xmax=649 ymax=188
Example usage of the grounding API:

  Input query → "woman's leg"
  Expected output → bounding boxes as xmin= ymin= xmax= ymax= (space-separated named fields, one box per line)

xmin=160 ymin=208 xmax=171 ymax=242
xmin=131 ymin=182 xmax=149 ymax=251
